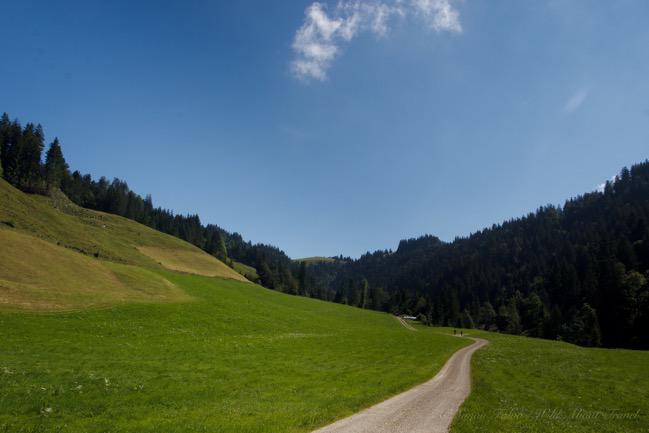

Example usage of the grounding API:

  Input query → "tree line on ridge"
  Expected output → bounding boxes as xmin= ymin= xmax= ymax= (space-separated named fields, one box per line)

xmin=2 ymin=112 xmax=648 ymax=349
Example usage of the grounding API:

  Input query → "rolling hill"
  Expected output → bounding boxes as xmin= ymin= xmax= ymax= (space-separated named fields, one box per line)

xmin=302 ymin=162 xmax=649 ymax=349
xmin=0 ymin=179 xmax=470 ymax=432
xmin=0 ymin=178 xmax=248 ymax=310
xmin=1 ymin=170 xmax=648 ymax=433
xmin=1 ymin=151 xmax=647 ymax=432
xmin=0 ymin=274 xmax=472 ymax=433
xmin=5 ymin=113 xmax=646 ymax=350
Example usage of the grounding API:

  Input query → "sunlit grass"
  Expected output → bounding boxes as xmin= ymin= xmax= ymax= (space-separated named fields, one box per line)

xmin=0 ymin=272 xmax=468 ymax=432
xmin=450 ymin=329 xmax=649 ymax=433
xmin=0 ymin=179 xmax=243 ymax=281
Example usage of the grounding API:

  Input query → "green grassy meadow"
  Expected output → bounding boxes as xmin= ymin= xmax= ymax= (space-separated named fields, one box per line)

xmin=449 ymin=329 xmax=649 ymax=433
xmin=0 ymin=179 xmax=469 ymax=431
xmin=0 ymin=272 xmax=469 ymax=433
xmin=3 ymin=178 xmax=648 ymax=433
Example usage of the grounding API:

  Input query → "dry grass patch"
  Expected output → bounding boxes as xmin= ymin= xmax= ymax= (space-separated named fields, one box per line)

xmin=0 ymin=179 xmax=231 ymax=270
xmin=137 ymin=245 xmax=248 ymax=282
xmin=0 ymin=228 xmax=190 ymax=311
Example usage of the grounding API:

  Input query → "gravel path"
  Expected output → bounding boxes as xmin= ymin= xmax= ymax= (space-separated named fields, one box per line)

xmin=312 ymin=337 xmax=488 ymax=433
xmin=395 ymin=316 xmax=417 ymax=331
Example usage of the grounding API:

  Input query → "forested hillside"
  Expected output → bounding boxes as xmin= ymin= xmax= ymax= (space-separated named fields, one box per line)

xmin=304 ymin=163 xmax=649 ymax=349
xmin=2 ymin=112 xmax=647 ymax=349
xmin=0 ymin=113 xmax=297 ymax=291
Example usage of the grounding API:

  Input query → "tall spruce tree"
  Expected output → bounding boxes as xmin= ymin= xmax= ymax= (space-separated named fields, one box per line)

xmin=2 ymin=116 xmax=22 ymax=185
xmin=360 ymin=278 xmax=369 ymax=309
xmin=0 ymin=113 xmax=9 ymax=178
xmin=17 ymin=123 xmax=45 ymax=192
xmin=298 ymin=261 xmax=307 ymax=295
xmin=44 ymin=138 xmax=69 ymax=191
xmin=3 ymin=112 xmax=649 ymax=349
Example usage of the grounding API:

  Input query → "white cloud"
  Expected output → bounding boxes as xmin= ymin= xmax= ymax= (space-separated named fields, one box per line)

xmin=412 ymin=0 xmax=462 ymax=32
xmin=291 ymin=0 xmax=462 ymax=81
xmin=291 ymin=4 xmax=344 ymax=81
xmin=563 ymin=89 xmax=589 ymax=114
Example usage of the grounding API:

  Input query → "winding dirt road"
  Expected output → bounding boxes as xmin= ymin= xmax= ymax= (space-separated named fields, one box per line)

xmin=312 ymin=337 xmax=488 ymax=433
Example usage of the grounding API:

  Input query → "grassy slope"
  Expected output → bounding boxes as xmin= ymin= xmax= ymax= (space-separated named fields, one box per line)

xmin=232 ymin=260 xmax=259 ymax=281
xmin=0 ymin=179 xmax=469 ymax=431
xmin=6 ymin=178 xmax=645 ymax=432
xmin=0 ymin=273 xmax=468 ymax=433
xmin=294 ymin=257 xmax=337 ymax=264
xmin=449 ymin=329 xmax=649 ymax=433
xmin=0 ymin=227 xmax=190 ymax=310
xmin=0 ymin=178 xmax=246 ymax=309
xmin=136 ymin=245 xmax=242 ymax=280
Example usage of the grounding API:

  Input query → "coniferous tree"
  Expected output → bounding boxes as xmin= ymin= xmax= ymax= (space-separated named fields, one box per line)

xmin=505 ymin=299 xmax=522 ymax=334
xmin=1 ymin=114 xmax=301 ymax=297
xmin=17 ymin=123 xmax=45 ymax=192
xmin=521 ymin=292 xmax=546 ymax=337
xmin=258 ymin=261 xmax=276 ymax=289
xmin=206 ymin=230 xmax=227 ymax=262
xmin=3 ymin=113 xmax=649 ymax=349
xmin=44 ymin=138 xmax=69 ymax=191
xmin=478 ymin=302 xmax=496 ymax=329
xmin=298 ymin=261 xmax=307 ymax=295
xmin=360 ymin=278 xmax=369 ymax=309
xmin=2 ymin=117 xmax=23 ymax=185
xmin=0 ymin=113 xmax=9 ymax=178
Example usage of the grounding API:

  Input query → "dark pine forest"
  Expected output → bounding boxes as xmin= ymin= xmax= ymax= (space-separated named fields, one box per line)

xmin=2 ymin=112 xmax=648 ymax=349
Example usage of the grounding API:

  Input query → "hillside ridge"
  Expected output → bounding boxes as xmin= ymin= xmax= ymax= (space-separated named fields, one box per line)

xmin=0 ymin=178 xmax=248 ymax=310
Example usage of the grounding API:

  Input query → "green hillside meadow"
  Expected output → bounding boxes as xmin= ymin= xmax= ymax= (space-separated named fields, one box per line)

xmin=0 ymin=274 xmax=468 ymax=433
xmin=0 ymin=178 xmax=248 ymax=311
xmin=0 ymin=180 xmax=469 ymax=432
xmin=2 ymin=179 xmax=648 ymax=432
xmin=450 ymin=329 xmax=649 ymax=433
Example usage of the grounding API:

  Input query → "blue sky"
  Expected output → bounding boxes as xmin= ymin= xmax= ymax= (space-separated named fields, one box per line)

xmin=2 ymin=0 xmax=648 ymax=258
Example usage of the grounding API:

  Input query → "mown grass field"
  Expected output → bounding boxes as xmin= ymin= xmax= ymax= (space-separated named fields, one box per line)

xmin=448 ymin=329 xmax=649 ymax=433
xmin=0 ymin=179 xmax=469 ymax=430
xmin=136 ymin=245 xmax=247 ymax=282
xmin=0 ymin=179 xmax=251 ymax=311
xmin=0 ymin=179 xmax=246 ymax=285
xmin=4 ymin=178 xmax=648 ymax=433
xmin=0 ymin=227 xmax=191 ymax=310
xmin=0 ymin=273 xmax=468 ymax=433
xmin=294 ymin=257 xmax=337 ymax=264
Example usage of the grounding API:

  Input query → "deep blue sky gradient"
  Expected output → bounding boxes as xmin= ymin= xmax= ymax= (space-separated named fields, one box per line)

xmin=2 ymin=0 xmax=648 ymax=258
